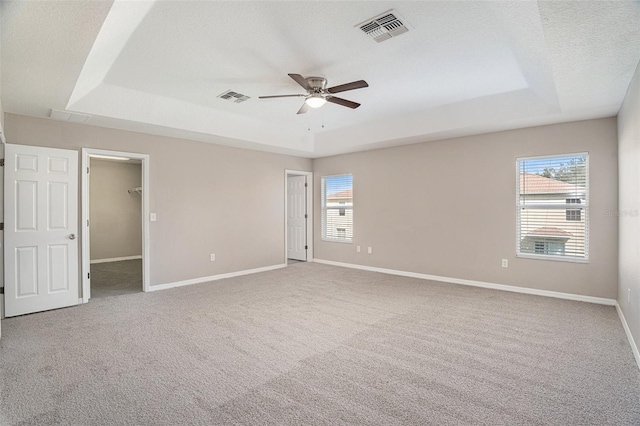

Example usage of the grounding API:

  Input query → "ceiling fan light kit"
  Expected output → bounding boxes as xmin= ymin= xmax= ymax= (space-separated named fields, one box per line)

xmin=305 ymin=95 xmax=327 ymax=108
xmin=259 ymin=73 xmax=369 ymax=114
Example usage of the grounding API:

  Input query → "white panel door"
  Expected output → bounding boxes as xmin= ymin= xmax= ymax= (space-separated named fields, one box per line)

xmin=287 ymin=175 xmax=307 ymax=261
xmin=4 ymin=144 xmax=79 ymax=317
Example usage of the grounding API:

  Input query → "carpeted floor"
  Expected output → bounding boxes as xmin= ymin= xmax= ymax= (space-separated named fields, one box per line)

xmin=1 ymin=262 xmax=639 ymax=425
xmin=90 ymin=259 xmax=142 ymax=299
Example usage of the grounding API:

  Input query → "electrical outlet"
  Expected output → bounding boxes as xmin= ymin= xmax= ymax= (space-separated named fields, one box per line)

xmin=150 ymin=212 xmax=157 ymax=222
xmin=356 ymin=245 xmax=361 ymax=253
xmin=628 ymin=288 xmax=631 ymax=304
xmin=502 ymin=259 xmax=508 ymax=268
xmin=210 ymin=253 xmax=216 ymax=262
xmin=368 ymin=247 xmax=372 ymax=254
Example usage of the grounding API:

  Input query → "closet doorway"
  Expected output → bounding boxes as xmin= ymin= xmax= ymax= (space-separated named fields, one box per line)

xmin=81 ymin=149 xmax=150 ymax=302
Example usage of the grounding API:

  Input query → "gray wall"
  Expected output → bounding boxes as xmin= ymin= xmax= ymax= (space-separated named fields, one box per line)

xmin=618 ymin=59 xmax=640 ymax=349
xmin=5 ymin=113 xmax=312 ymax=288
xmin=90 ymin=159 xmax=142 ymax=261
xmin=314 ymin=118 xmax=619 ymax=299
xmin=1 ymin=114 xmax=621 ymax=301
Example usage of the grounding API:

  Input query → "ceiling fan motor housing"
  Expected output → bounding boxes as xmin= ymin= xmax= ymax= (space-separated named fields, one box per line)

xmin=306 ymin=77 xmax=327 ymax=92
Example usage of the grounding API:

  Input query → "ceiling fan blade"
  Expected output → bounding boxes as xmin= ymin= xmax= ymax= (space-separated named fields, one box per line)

xmin=259 ymin=94 xmax=305 ymax=99
xmin=288 ymin=74 xmax=311 ymax=91
xmin=297 ymin=102 xmax=310 ymax=115
xmin=327 ymin=80 xmax=368 ymax=94
xmin=326 ymin=96 xmax=360 ymax=109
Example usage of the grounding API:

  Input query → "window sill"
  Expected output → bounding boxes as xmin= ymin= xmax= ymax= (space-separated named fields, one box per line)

xmin=516 ymin=253 xmax=589 ymax=264
xmin=321 ymin=238 xmax=353 ymax=244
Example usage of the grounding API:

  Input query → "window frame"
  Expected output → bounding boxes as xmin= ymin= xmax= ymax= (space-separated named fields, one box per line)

xmin=534 ymin=240 xmax=566 ymax=256
xmin=338 ymin=201 xmax=346 ymax=216
xmin=565 ymin=198 xmax=582 ymax=221
xmin=321 ymin=174 xmax=353 ymax=243
xmin=515 ymin=152 xmax=589 ymax=263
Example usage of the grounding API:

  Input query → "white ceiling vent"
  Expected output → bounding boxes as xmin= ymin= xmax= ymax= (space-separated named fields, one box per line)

xmin=50 ymin=109 xmax=91 ymax=124
xmin=218 ymin=90 xmax=250 ymax=103
xmin=358 ymin=11 xmax=409 ymax=43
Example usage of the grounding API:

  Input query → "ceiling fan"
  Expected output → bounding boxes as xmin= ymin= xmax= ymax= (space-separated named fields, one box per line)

xmin=259 ymin=74 xmax=369 ymax=114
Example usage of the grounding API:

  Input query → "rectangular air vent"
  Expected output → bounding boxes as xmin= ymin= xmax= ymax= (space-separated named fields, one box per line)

xmin=218 ymin=90 xmax=250 ymax=103
xmin=358 ymin=11 xmax=409 ymax=43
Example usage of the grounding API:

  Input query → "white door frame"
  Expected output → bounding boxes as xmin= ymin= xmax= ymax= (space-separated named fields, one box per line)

xmin=81 ymin=148 xmax=150 ymax=302
xmin=284 ymin=170 xmax=313 ymax=263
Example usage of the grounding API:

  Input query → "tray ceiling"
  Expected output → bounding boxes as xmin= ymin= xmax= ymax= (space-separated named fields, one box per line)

xmin=2 ymin=1 xmax=639 ymax=157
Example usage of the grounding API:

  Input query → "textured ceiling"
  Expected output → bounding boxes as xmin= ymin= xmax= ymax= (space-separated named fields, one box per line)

xmin=2 ymin=1 xmax=639 ymax=157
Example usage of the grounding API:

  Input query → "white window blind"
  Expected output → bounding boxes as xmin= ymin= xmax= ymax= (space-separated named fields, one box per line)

xmin=516 ymin=153 xmax=588 ymax=261
xmin=322 ymin=174 xmax=353 ymax=242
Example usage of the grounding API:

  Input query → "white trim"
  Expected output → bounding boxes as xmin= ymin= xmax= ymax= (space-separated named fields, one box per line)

xmin=89 ymin=154 xmax=131 ymax=161
xmin=90 ymin=255 xmax=142 ymax=264
xmin=313 ymin=259 xmax=616 ymax=306
xmin=149 ymin=264 xmax=286 ymax=292
xmin=82 ymin=148 xmax=151 ymax=303
xmin=516 ymin=253 xmax=589 ymax=264
xmin=284 ymin=170 xmax=313 ymax=263
xmin=616 ymin=303 xmax=640 ymax=370
xmin=320 ymin=237 xmax=353 ymax=244
xmin=0 ymin=111 xmax=6 ymax=144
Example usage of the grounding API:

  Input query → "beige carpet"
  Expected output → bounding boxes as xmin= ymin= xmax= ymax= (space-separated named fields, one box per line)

xmin=90 ymin=259 xmax=142 ymax=299
xmin=1 ymin=262 xmax=638 ymax=425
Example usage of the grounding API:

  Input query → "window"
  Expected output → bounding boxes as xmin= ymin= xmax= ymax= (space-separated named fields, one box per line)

xmin=566 ymin=198 xmax=582 ymax=221
xmin=517 ymin=153 xmax=588 ymax=261
xmin=534 ymin=240 xmax=565 ymax=256
xmin=322 ymin=174 xmax=353 ymax=242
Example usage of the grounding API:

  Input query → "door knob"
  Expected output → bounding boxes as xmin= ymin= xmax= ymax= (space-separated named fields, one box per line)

xmin=69 ymin=234 xmax=76 ymax=240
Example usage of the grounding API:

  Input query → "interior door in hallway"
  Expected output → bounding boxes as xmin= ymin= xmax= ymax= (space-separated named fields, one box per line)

xmin=4 ymin=144 xmax=79 ymax=317
xmin=287 ymin=175 xmax=307 ymax=261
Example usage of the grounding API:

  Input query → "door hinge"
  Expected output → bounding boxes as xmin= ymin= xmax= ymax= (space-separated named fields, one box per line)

xmin=305 ymin=182 xmax=308 ymax=187
xmin=305 ymin=245 xmax=308 ymax=250
xmin=87 ymin=219 xmax=90 ymax=227
xmin=87 ymin=167 xmax=90 ymax=174
xmin=0 ymin=159 xmax=4 ymax=167
xmin=88 ymin=273 xmax=90 ymax=279
xmin=0 ymin=287 xmax=4 ymax=294
xmin=0 ymin=222 xmax=4 ymax=231
xmin=304 ymin=214 xmax=308 ymax=219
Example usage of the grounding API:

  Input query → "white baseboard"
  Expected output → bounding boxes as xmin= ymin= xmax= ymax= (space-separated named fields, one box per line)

xmin=616 ymin=303 xmax=640 ymax=371
xmin=149 ymin=263 xmax=287 ymax=292
xmin=313 ymin=259 xmax=616 ymax=306
xmin=90 ymin=255 xmax=142 ymax=264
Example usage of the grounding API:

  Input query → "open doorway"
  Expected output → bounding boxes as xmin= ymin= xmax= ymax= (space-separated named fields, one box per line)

xmin=88 ymin=157 xmax=142 ymax=298
xmin=81 ymin=149 xmax=150 ymax=302
xmin=285 ymin=170 xmax=313 ymax=265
